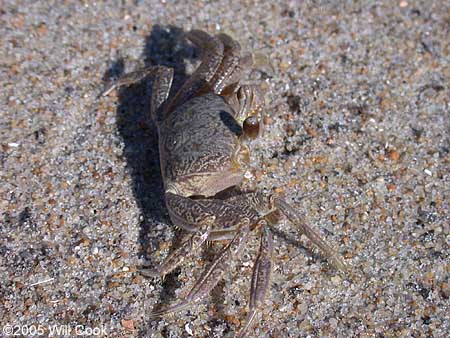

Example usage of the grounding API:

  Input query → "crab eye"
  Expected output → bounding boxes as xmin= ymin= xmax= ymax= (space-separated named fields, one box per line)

xmin=243 ymin=116 xmax=260 ymax=139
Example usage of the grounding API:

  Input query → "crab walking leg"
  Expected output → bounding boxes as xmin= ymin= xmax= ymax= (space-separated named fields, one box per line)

xmin=165 ymin=30 xmax=224 ymax=112
xmin=141 ymin=225 xmax=244 ymax=278
xmin=150 ymin=221 xmax=252 ymax=317
xmin=101 ymin=65 xmax=171 ymax=97
xmin=217 ymin=54 xmax=253 ymax=95
xmin=150 ymin=67 xmax=174 ymax=124
xmin=274 ymin=197 xmax=348 ymax=273
xmin=208 ymin=33 xmax=242 ymax=94
xmin=140 ymin=229 xmax=210 ymax=278
xmin=212 ymin=34 xmax=255 ymax=96
xmin=237 ymin=226 xmax=273 ymax=338
xmin=226 ymin=192 xmax=348 ymax=273
xmin=206 ymin=227 xmax=240 ymax=241
xmin=164 ymin=193 xmax=219 ymax=232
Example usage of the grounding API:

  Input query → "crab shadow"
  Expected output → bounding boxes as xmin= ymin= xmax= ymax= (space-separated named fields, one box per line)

xmin=103 ymin=24 xmax=194 ymax=258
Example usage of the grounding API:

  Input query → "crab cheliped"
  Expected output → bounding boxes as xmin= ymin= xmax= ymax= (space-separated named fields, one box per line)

xmin=104 ymin=30 xmax=347 ymax=336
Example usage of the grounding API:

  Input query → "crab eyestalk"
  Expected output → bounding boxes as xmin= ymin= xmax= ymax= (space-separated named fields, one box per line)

xmin=243 ymin=116 xmax=260 ymax=139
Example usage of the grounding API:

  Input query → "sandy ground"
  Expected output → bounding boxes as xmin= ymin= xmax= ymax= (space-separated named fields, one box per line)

xmin=1 ymin=1 xmax=449 ymax=337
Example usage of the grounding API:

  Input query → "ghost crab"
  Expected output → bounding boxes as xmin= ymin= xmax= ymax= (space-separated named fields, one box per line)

xmin=104 ymin=30 xmax=347 ymax=337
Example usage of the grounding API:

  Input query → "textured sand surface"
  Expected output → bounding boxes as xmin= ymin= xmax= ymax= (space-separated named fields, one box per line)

xmin=1 ymin=1 xmax=449 ymax=337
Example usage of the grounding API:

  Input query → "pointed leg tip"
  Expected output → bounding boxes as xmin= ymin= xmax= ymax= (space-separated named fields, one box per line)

xmin=149 ymin=308 xmax=166 ymax=318
xmin=332 ymin=257 xmax=349 ymax=273
xmin=236 ymin=309 xmax=258 ymax=338
xmin=139 ymin=267 xmax=161 ymax=278
xmin=330 ymin=257 xmax=363 ymax=283
xmin=100 ymin=84 xmax=116 ymax=97
xmin=149 ymin=306 xmax=175 ymax=318
xmin=328 ymin=254 xmax=351 ymax=276
xmin=150 ymin=301 xmax=191 ymax=318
